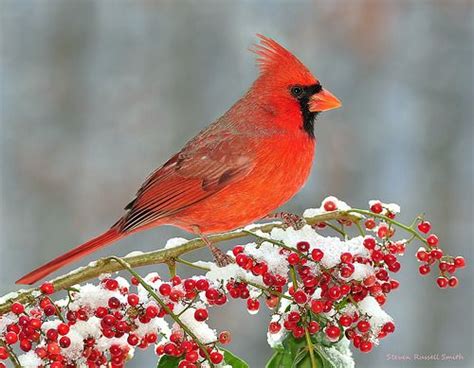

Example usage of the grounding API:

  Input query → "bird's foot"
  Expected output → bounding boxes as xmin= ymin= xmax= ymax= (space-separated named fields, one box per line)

xmin=199 ymin=234 xmax=234 ymax=267
xmin=266 ymin=212 xmax=306 ymax=230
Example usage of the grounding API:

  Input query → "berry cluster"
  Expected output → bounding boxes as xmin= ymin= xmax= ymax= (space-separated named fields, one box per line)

xmin=414 ymin=221 xmax=465 ymax=288
xmin=0 ymin=274 xmax=230 ymax=368
xmin=0 ymin=197 xmax=466 ymax=367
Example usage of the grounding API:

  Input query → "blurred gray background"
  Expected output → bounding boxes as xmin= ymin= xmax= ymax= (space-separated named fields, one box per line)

xmin=1 ymin=0 xmax=473 ymax=367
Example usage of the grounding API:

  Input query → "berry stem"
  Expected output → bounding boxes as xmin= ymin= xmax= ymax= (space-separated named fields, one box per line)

xmin=304 ymin=327 xmax=318 ymax=368
xmin=108 ymin=256 xmax=214 ymax=367
xmin=290 ymin=266 xmax=299 ymax=291
xmin=346 ymin=209 xmax=428 ymax=245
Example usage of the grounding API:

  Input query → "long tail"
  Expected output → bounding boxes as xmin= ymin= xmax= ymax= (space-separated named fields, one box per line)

xmin=16 ymin=228 xmax=124 ymax=285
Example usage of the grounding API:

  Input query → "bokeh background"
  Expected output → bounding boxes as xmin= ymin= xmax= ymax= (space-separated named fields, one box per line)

xmin=1 ymin=0 xmax=473 ymax=367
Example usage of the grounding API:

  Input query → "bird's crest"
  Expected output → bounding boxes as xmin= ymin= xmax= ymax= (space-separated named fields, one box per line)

xmin=251 ymin=34 xmax=316 ymax=83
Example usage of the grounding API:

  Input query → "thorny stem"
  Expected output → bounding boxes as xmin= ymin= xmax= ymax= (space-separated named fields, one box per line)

xmin=108 ymin=257 xmax=214 ymax=366
xmin=0 ymin=210 xmax=361 ymax=315
xmin=305 ymin=327 xmax=318 ymax=368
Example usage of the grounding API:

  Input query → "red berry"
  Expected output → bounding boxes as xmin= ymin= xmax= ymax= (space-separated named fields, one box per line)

xmin=194 ymin=308 xmax=208 ymax=322
xmin=293 ymin=290 xmax=308 ymax=305
xmin=297 ymin=241 xmax=310 ymax=252
xmin=357 ymin=320 xmax=371 ymax=333
xmin=308 ymin=321 xmax=320 ymax=334
xmin=104 ymin=279 xmax=119 ymax=290
xmin=232 ymin=245 xmax=244 ymax=256
xmin=339 ymin=315 xmax=352 ymax=327
xmin=436 ymin=276 xmax=448 ymax=288
xmin=59 ymin=336 xmax=71 ymax=348
xmin=127 ymin=334 xmax=139 ymax=346
xmin=311 ymin=248 xmax=324 ymax=262
xmin=454 ymin=256 xmax=466 ymax=268
xmin=11 ymin=302 xmax=24 ymax=315
xmin=218 ymin=331 xmax=231 ymax=345
xmin=311 ymin=299 xmax=324 ymax=314
xmin=292 ymin=326 xmax=305 ymax=339
xmin=145 ymin=305 xmax=159 ymax=319
xmin=416 ymin=249 xmax=429 ymax=262
xmin=325 ymin=325 xmax=341 ymax=340
xmin=448 ymin=276 xmax=459 ymax=288
xmin=159 ymin=283 xmax=172 ymax=296
xmin=365 ymin=218 xmax=376 ymax=229
xmin=382 ymin=322 xmax=395 ymax=333
xmin=417 ymin=221 xmax=432 ymax=234
xmin=323 ymin=200 xmax=337 ymax=211
xmin=419 ymin=264 xmax=431 ymax=275
xmin=268 ymin=322 xmax=281 ymax=334
xmin=328 ymin=286 xmax=342 ymax=300
xmin=57 ymin=323 xmax=69 ymax=336
xmin=340 ymin=252 xmax=353 ymax=264
xmin=108 ymin=296 xmax=121 ymax=309
xmin=0 ymin=347 xmax=9 ymax=360
xmin=247 ymin=298 xmax=260 ymax=314
xmin=40 ymin=282 xmax=55 ymax=295
xmin=4 ymin=331 xmax=18 ymax=345
xmin=360 ymin=340 xmax=373 ymax=353
xmin=426 ymin=234 xmax=439 ymax=247
xmin=287 ymin=253 xmax=300 ymax=265
xmin=195 ymin=279 xmax=210 ymax=291
xmin=370 ymin=202 xmax=383 ymax=214
xmin=127 ymin=293 xmax=140 ymax=307
xmin=210 ymin=351 xmax=223 ymax=364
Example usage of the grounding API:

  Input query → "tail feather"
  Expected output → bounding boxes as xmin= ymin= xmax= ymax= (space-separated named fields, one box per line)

xmin=16 ymin=228 xmax=123 ymax=285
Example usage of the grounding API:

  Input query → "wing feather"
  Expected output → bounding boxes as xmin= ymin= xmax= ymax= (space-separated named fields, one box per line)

xmin=120 ymin=132 xmax=254 ymax=232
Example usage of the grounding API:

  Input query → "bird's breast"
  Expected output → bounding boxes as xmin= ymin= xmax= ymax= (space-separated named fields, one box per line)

xmin=170 ymin=134 xmax=316 ymax=234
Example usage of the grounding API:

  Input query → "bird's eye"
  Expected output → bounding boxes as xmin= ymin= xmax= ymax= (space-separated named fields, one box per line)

xmin=290 ymin=86 xmax=304 ymax=98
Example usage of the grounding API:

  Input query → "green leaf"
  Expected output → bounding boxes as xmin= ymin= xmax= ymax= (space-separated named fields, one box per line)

xmin=265 ymin=334 xmax=355 ymax=368
xmin=156 ymin=355 xmax=180 ymax=368
xmin=222 ymin=348 xmax=250 ymax=367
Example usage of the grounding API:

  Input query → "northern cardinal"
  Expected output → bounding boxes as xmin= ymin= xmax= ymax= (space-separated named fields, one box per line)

xmin=17 ymin=35 xmax=341 ymax=285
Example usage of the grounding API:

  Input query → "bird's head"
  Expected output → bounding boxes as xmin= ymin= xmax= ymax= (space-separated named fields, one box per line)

xmin=250 ymin=35 xmax=341 ymax=137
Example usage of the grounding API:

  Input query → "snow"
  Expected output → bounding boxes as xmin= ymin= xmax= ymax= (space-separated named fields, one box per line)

xmin=18 ymin=351 xmax=43 ymax=368
xmin=245 ymin=241 xmax=289 ymax=277
xmin=125 ymin=250 xmax=145 ymax=257
xmin=266 ymin=295 xmax=294 ymax=348
xmin=134 ymin=313 xmax=170 ymax=339
xmin=0 ymin=291 xmax=19 ymax=304
xmin=303 ymin=195 xmax=362 ymax=218
xmin=41 ymin=320 xmax=61 ymax=332
xmin=323 ymin=338 xmax=355 ymax=368
xmin=206 ymin=263 xmax=261 ymax=287
xmin=68 ymin=283 xmax=126 ymax=311
xmin=62 ymin=328 xmax=85 ymax=360
xmin=72 ymin=317 xmax=102 ymax=340
xmin=269 ymin=226 xmax=369 ymax=270
xmin=358 ymin=296 xmax=394 ymax=337
xmin=164 ymin=237 xmax=188 ymax=249
xmin=0 ymin=312 xmax=18 ymax=334
xmin=369 ymin=199 xmax=401 ymax=214
xmin=174 ymin=304 xmax=217 ymax=344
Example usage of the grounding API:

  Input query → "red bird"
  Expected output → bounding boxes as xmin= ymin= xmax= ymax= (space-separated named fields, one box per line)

xmin=17 ymin=35 xmax=341 ymax=285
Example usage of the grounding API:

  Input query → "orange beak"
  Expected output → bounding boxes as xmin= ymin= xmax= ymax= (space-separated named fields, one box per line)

xmin=308 ymin=88 xmax=342 ymax=112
